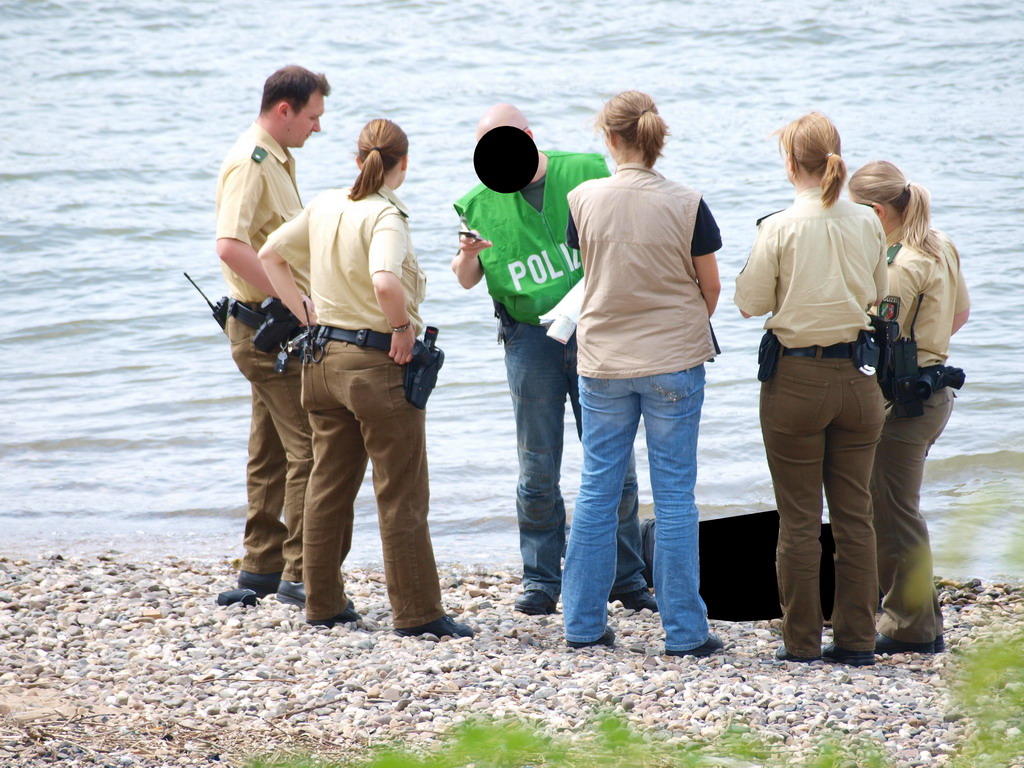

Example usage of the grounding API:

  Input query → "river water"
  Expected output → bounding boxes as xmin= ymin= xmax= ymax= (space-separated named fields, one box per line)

xmin=2 ymin=0 xmax=1022 ymax=578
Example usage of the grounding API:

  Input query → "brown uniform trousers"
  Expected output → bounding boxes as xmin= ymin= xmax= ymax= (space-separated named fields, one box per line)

xmin=227 ymin=315 xmax=313 ymax=582
xmin=872 ymin=387 xmax=953 ymax=644
xmin=300 ymin=341 xmax=444 ymax=628
xmin=761 ymin=354 xmax=885 ymax=657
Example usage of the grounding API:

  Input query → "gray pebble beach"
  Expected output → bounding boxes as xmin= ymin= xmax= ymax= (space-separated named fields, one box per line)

xmin=1 ymin=553 xmax=1021 ymax=767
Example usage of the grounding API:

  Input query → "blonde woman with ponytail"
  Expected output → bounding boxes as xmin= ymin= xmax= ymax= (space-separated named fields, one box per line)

xmin=734 ymin=112 xmax=888 ymax=666
xmin=562 ymin=91 xmax=724 ymax=657
xmin=258 ymin=119 xmax=472 ymax=640
xmin=849 ymin=161 xmax=970 ymax=656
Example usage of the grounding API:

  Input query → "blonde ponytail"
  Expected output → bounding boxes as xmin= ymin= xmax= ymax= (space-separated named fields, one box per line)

xmin=775 ymin=112 xmax=846 ymax=208
xmin=349 ymin=119 xmax=409 ymax=202
xmin=821 ymin=152 xmax=847 ymax=208
xmin=848 ymin=161 xmax=943 ymax=260
xmin=596 ymin=90 xmax=668 ymax=168
xmin=903 ymin=182 xmax=942 ymax=260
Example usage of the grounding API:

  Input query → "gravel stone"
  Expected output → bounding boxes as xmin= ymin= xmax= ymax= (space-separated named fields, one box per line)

xmin=0 ymin=553 xmax=1019 ymax=767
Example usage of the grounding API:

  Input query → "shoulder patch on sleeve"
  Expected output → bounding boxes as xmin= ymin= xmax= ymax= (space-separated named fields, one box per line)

xmin=878 ymin=295 xmax=901 ymax=322
xmin=251 ymin=147 xmax=268 ymax=164
xmin=756 ymin=210 xmax=782 ymax=227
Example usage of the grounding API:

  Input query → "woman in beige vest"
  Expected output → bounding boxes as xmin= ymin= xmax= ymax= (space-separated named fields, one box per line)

xmin=258 ymin=119 xmax=472 ymax=639
xmin=734 ymin=113 xmax=887 ymax=666
xmin=849 ymin=161 xmax=970 ymax=655
xmin=561 ymin=90 xmax=724 ymax=657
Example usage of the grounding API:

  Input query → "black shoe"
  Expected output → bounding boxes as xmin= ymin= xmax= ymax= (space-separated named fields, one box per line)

xmin=774 ymin=645 xmax=820 ymax=662
xmin=822 ymin=642 xmax=875 ymax=666
xmin=238 ymin=570 xmax=282 ymax=598
xmin=395 ymin=615 xmax=474 ymax=639
xmin=216 ymin=588 xmax=259 ymax=607
xmin=567 ymin=626 xmax=615 ymax=649
xmin=307 ymin=600 xmax=361 ymax=628
xmin=514 ymin=589 xmax=557 ymax=615
xmin=665 ymin=632 xmax=723 ymax=658
xmin=610 ymin=588 xmax=659 ymax=612
xmin=275 ymin=580 xmax=306 ymax=607
xmin=874 ymin=632 xmax=939 ymax=655
xmin=933 ymin=634 xmax=945 ymax=653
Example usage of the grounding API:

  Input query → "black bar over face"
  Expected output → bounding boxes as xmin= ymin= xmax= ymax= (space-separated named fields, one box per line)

xmin=473 ymin=126 xmax=539 ymax=193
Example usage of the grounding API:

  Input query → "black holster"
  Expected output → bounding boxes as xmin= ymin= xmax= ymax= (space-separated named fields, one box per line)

xmin=853 ymin=329 xmax=881 ymax=376
xmin=887 ymin=338 xmax=925 ymax=417
xmin=494 ymin=300 xmax=514 ymax=344
xmin=403 ymin=328 xmax=444 ymax=409
xmin=252 ymin=297 xmax=301 ymax=352
xmin=869 ymin=315 xmax=899 ymax=385
xmin=757 ymin=330 xmax=781 ymax=382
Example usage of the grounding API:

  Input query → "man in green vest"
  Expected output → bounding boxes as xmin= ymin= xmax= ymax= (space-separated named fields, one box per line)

xmin=452 ymin=103 xmax=654 ymax=616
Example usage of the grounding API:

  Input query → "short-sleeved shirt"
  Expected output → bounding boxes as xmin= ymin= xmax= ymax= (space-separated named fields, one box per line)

xmin=882 ymin=228 xmax=969 ymax=367
xmin=733 ymin=187 xmax=888 ymax=348
xmin=265 ymin=185 xmax=426 ymax=335
xmin=566 ymin=198 xmax=721 ymax=257
xmin=215 ymin=123 xmax=309 ymax=302
xmin=568 ymin=163 xmax=720 ymax=378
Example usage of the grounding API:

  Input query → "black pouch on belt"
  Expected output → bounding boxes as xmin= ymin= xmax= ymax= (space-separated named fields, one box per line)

xmin=853 ymin=328 xmax=881 ymax=376
xmin=252 ymin=297 xmax=301 ymax=353
xmin=757 ymin=330 xmax=781 ymax=382
xmin=403 ymin=326 xmax=445 ymax=409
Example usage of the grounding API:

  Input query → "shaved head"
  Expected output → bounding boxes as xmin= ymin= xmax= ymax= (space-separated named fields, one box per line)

xmin=476 ymin=103 xmax=530 ymax=141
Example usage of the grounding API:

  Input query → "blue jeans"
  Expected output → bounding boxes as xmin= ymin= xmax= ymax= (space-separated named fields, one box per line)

xmin=563 ymin=366 xmax=709 ymax=650
xmin=503 ymin=319 xmax=646 ymax=601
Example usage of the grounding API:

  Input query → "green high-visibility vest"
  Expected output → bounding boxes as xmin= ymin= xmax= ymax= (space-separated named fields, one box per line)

xmin=454 ymin=151 xmax=609 ymax=325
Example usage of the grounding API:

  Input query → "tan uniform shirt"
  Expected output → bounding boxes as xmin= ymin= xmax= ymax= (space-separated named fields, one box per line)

xmin=568 ymin=163 xmax=716 ymax=378
xmin=266 ymin=186 xmax=425 ymax=335
xmin=215 ymin=123 xmax=310 ymax=302
xmin=882 ymin=228 xmax=969 ymax=367
xmin=734 ymin=187 xmax=888 ymax=348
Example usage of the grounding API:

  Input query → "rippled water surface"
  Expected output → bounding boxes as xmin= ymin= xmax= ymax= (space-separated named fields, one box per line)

xmin=2 ymin=0 xmax=1022 ymax=577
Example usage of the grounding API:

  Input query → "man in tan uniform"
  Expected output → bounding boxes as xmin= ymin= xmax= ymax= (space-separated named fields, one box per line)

xmin=214 ymin=65 xmax=330 ymax=606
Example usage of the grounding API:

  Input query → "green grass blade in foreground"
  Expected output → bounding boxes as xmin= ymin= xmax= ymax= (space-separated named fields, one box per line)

xmin=948 ymin=624 xmax=1024 ymax=768
xmin=244 ymin=619 xmax=1024 ymax=768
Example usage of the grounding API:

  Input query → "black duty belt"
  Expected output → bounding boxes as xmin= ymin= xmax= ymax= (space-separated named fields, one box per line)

xmin=228 ymin=300 xmax=266 ymax=329
xmin=782 ymin=342 xmax=854 ymax=359
xmin=319 ymin=325 xmax=392 ymax=352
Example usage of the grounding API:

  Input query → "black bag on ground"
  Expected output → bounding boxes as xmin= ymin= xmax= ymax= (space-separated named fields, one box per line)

xmin=640 ymin=511 xmax=837 ymax=622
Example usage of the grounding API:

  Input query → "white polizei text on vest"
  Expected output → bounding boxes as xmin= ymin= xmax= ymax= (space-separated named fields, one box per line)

xmin=507 ymin=245 xmax=580 ymax=291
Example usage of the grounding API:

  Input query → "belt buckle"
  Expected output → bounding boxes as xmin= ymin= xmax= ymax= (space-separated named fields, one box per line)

xmin=355 ymin=329 xmax=368 ymax=346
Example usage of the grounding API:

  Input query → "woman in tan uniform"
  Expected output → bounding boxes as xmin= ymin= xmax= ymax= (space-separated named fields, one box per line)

xmin=734 ymin=113 xmax=887 ymax=666
xmin=849 ymin=161 xmax=970 ymax=655
xmin=258 ymin=119 xmax=472 ymax=638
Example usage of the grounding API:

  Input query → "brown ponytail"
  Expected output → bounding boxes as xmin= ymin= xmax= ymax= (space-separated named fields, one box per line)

xmin=774 ymin=112 xmax=846 ymax=208
xmin=848 ymin=160 xmax=943 ymax=260
xmin=349 ymin=119 xmax=409 ymax=202
xmin=596 ymin=90 xmax=669 ymax=168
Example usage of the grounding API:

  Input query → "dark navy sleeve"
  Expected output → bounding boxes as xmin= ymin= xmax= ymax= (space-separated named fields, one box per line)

xmin=691 ymin=198 xmax=722 ymax=257
xmin=566 ymin=211 xmax=580 ymax=250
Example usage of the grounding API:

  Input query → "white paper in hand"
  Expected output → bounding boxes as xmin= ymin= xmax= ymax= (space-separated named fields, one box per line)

xmin=539 ymin=280 xmax=585 ymax=344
